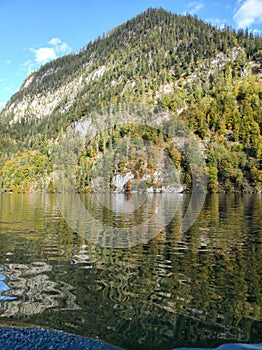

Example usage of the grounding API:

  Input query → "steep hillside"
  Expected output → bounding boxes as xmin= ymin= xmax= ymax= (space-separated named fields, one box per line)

xmin=0 ymin=8 xmax=261 ymax=193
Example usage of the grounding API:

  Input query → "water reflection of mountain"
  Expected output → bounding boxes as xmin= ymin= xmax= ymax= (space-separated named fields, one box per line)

xmin=0 ymin=193 xmax=261 ymax=350
xmin=0 ymin=262 xmax=79 ymax=317
xmin=57 ymin=192 xmax=184 ymax=247
xmin=68 ymin=236 xmax=262 ymax=350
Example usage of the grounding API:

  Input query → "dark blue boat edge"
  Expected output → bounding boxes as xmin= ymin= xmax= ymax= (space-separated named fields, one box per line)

xmin=0 ymin=326 xmax=122 ymax=350
xmin=0 ymin=326 xmax=261 ymax=350
xmin=172 ymin=343 xmax=262 ymax=350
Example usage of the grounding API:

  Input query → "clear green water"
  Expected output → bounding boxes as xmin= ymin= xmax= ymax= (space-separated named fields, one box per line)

xmin=0 ymin=193 xmax=261 ymax=350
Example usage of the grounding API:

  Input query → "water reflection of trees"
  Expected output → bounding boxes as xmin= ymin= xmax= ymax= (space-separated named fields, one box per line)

xmin=57 ymin=192 xmax=182 ymax=248
xmin=67 ymin=194 xmax=262 ymax=349
xmin=0 ymin=193 xmax=261 ymax=349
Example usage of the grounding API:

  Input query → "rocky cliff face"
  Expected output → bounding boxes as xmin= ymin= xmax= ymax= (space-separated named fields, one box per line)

xmin=5 ymin=64 xmax=109 ymax=125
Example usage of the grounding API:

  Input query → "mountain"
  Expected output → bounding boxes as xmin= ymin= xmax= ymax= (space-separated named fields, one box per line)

xmin=0 ymin=8 xmax=261 ymax=193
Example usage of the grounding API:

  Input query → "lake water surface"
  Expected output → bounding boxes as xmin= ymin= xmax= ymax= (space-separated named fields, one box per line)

xmin=0 ymin=193 xmax=261 ymax=350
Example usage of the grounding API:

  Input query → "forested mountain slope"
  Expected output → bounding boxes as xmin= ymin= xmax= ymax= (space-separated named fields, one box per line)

xmin=0 ymin=8 xmax=261 ymax=193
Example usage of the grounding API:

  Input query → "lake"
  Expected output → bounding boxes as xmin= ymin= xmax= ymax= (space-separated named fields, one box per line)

xmin=0 ymin=193 xmax=261 ymax=350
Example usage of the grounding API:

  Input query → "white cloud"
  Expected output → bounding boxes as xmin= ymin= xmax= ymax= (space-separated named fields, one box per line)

xmin=21 ymin=38 xmax=70 ymax=77
xmin=49 ymin=37 xmax=70 ymax=54
xmin=30 ymin=37 xmax=71 ymax=65
xmin=184 ymin=1 xmax=204 ymax=15
xmin=58 ymin=42 xmax=70 ymax=53
xmin=5 ymin=86 xmax=12 ymax=92
xmin=48 ymin=37 xmax=62 ymax=46
xmin=5 ymin=60 xmax=11 ymax=64
xmin=233 ymin=0 xmax=262 ymax=29
xmin=31 ymin=47 xmax=57 ymax=64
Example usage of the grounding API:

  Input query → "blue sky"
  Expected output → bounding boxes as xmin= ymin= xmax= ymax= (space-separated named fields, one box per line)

xmin=1 ymin=0 xmax=262 ymax=109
